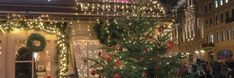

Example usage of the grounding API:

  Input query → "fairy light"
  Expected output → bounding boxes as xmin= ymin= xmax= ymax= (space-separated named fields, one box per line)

xmin=73 ymin=40 xmax=101 ymax=78
xmin=75 ymin=0 xmax=166 ymax=18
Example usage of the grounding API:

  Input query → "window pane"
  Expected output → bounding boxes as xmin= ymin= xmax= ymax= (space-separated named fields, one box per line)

xmin=15 ymin=63 xmax=32 ymax=78
xmin=210 ymin=34 xmax=215 ymax=43
xmin=220 ymin=0 xmax=223 ymax=6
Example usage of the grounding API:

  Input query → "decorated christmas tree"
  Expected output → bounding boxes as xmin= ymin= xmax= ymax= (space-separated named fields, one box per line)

xmin=90 ymin=17 xmax=183 ymax=78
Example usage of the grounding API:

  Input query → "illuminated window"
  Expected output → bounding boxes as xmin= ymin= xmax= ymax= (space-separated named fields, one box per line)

xmin=210 ymin=33 xmax=215 ymax=43
xmin=223 ymin=30 xmax=226 ymax=41
xmin=220 ymin=0 xmax=223 ymax=6
xmin=215 ymin=0 xmax=218 ymax=8
xmin=225 ymin=0 xmax=229 ymax=3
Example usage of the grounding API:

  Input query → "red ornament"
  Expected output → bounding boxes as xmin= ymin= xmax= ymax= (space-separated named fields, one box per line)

xmin=114 ymin=73 xmax=121 ymax=78
xmin=91 ymin=71 xmax=96 ymax=76
xmin=158 ymin=25 xmax=165 ymax=32
xmin=106 ymin=54 xmax=112 ymax=61
xmin=119 ymin=47 xmax=123 ymax=51
xmin=115 ymin=59 xmax=123 ymax=65
xmin=167 ymin=40 xmax=174 ymax=49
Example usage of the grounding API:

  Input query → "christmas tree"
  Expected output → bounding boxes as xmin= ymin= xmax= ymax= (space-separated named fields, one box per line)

xmin=90 ymin=17 xmax=183 ymax=78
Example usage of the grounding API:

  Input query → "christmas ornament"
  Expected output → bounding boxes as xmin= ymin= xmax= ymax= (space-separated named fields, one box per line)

xmin=158 ymin=25 xmax=165 ymax=32
xmin=91 ymin=71 xmax=96 ymax=76
xmin=105 ymin=54 xmax=112 ymax=61
xmin=167 ymin=40 xmax=174 ymax=49
xmin=114 ymin=73 xmax=121 ymax=78
xmin=115 ymin=59 xmax=123 ymax=66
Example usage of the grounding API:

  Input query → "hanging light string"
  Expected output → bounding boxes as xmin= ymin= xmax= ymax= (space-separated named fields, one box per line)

xmin=75 ymin=0 xmax=166 ymax=18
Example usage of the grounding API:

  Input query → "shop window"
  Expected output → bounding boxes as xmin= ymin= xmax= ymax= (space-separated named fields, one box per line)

xmin=15 ymin=39 xmax=53 ymax=78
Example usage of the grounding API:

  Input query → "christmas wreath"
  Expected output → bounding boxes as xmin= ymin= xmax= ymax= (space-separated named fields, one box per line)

xmin=26 ymin=33 xmax=46 ymax=52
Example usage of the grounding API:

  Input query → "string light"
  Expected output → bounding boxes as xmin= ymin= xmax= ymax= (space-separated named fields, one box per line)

xmin=73 ymin=40 xmax=101 ymax=78
xmin=75 ymin=0 xmax=166 ymax=18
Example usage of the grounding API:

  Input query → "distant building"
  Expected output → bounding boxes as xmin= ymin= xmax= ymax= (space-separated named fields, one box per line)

xmin=172 ymin=0 xmax=234 ymax=62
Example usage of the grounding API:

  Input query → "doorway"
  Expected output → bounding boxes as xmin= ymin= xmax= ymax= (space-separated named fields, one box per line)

xmin=0 ymin=30 xmax=56 ymax=78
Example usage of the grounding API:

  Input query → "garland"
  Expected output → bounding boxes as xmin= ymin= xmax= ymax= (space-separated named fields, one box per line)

xmin=0 ymin=20 xmax=69 ymax=78
xmin=26 ymin=33 xmax=46 ymax=52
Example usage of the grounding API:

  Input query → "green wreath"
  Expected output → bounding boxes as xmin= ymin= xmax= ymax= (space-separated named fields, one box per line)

xmin=26 ymin=33 xmax=46 ymax=52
